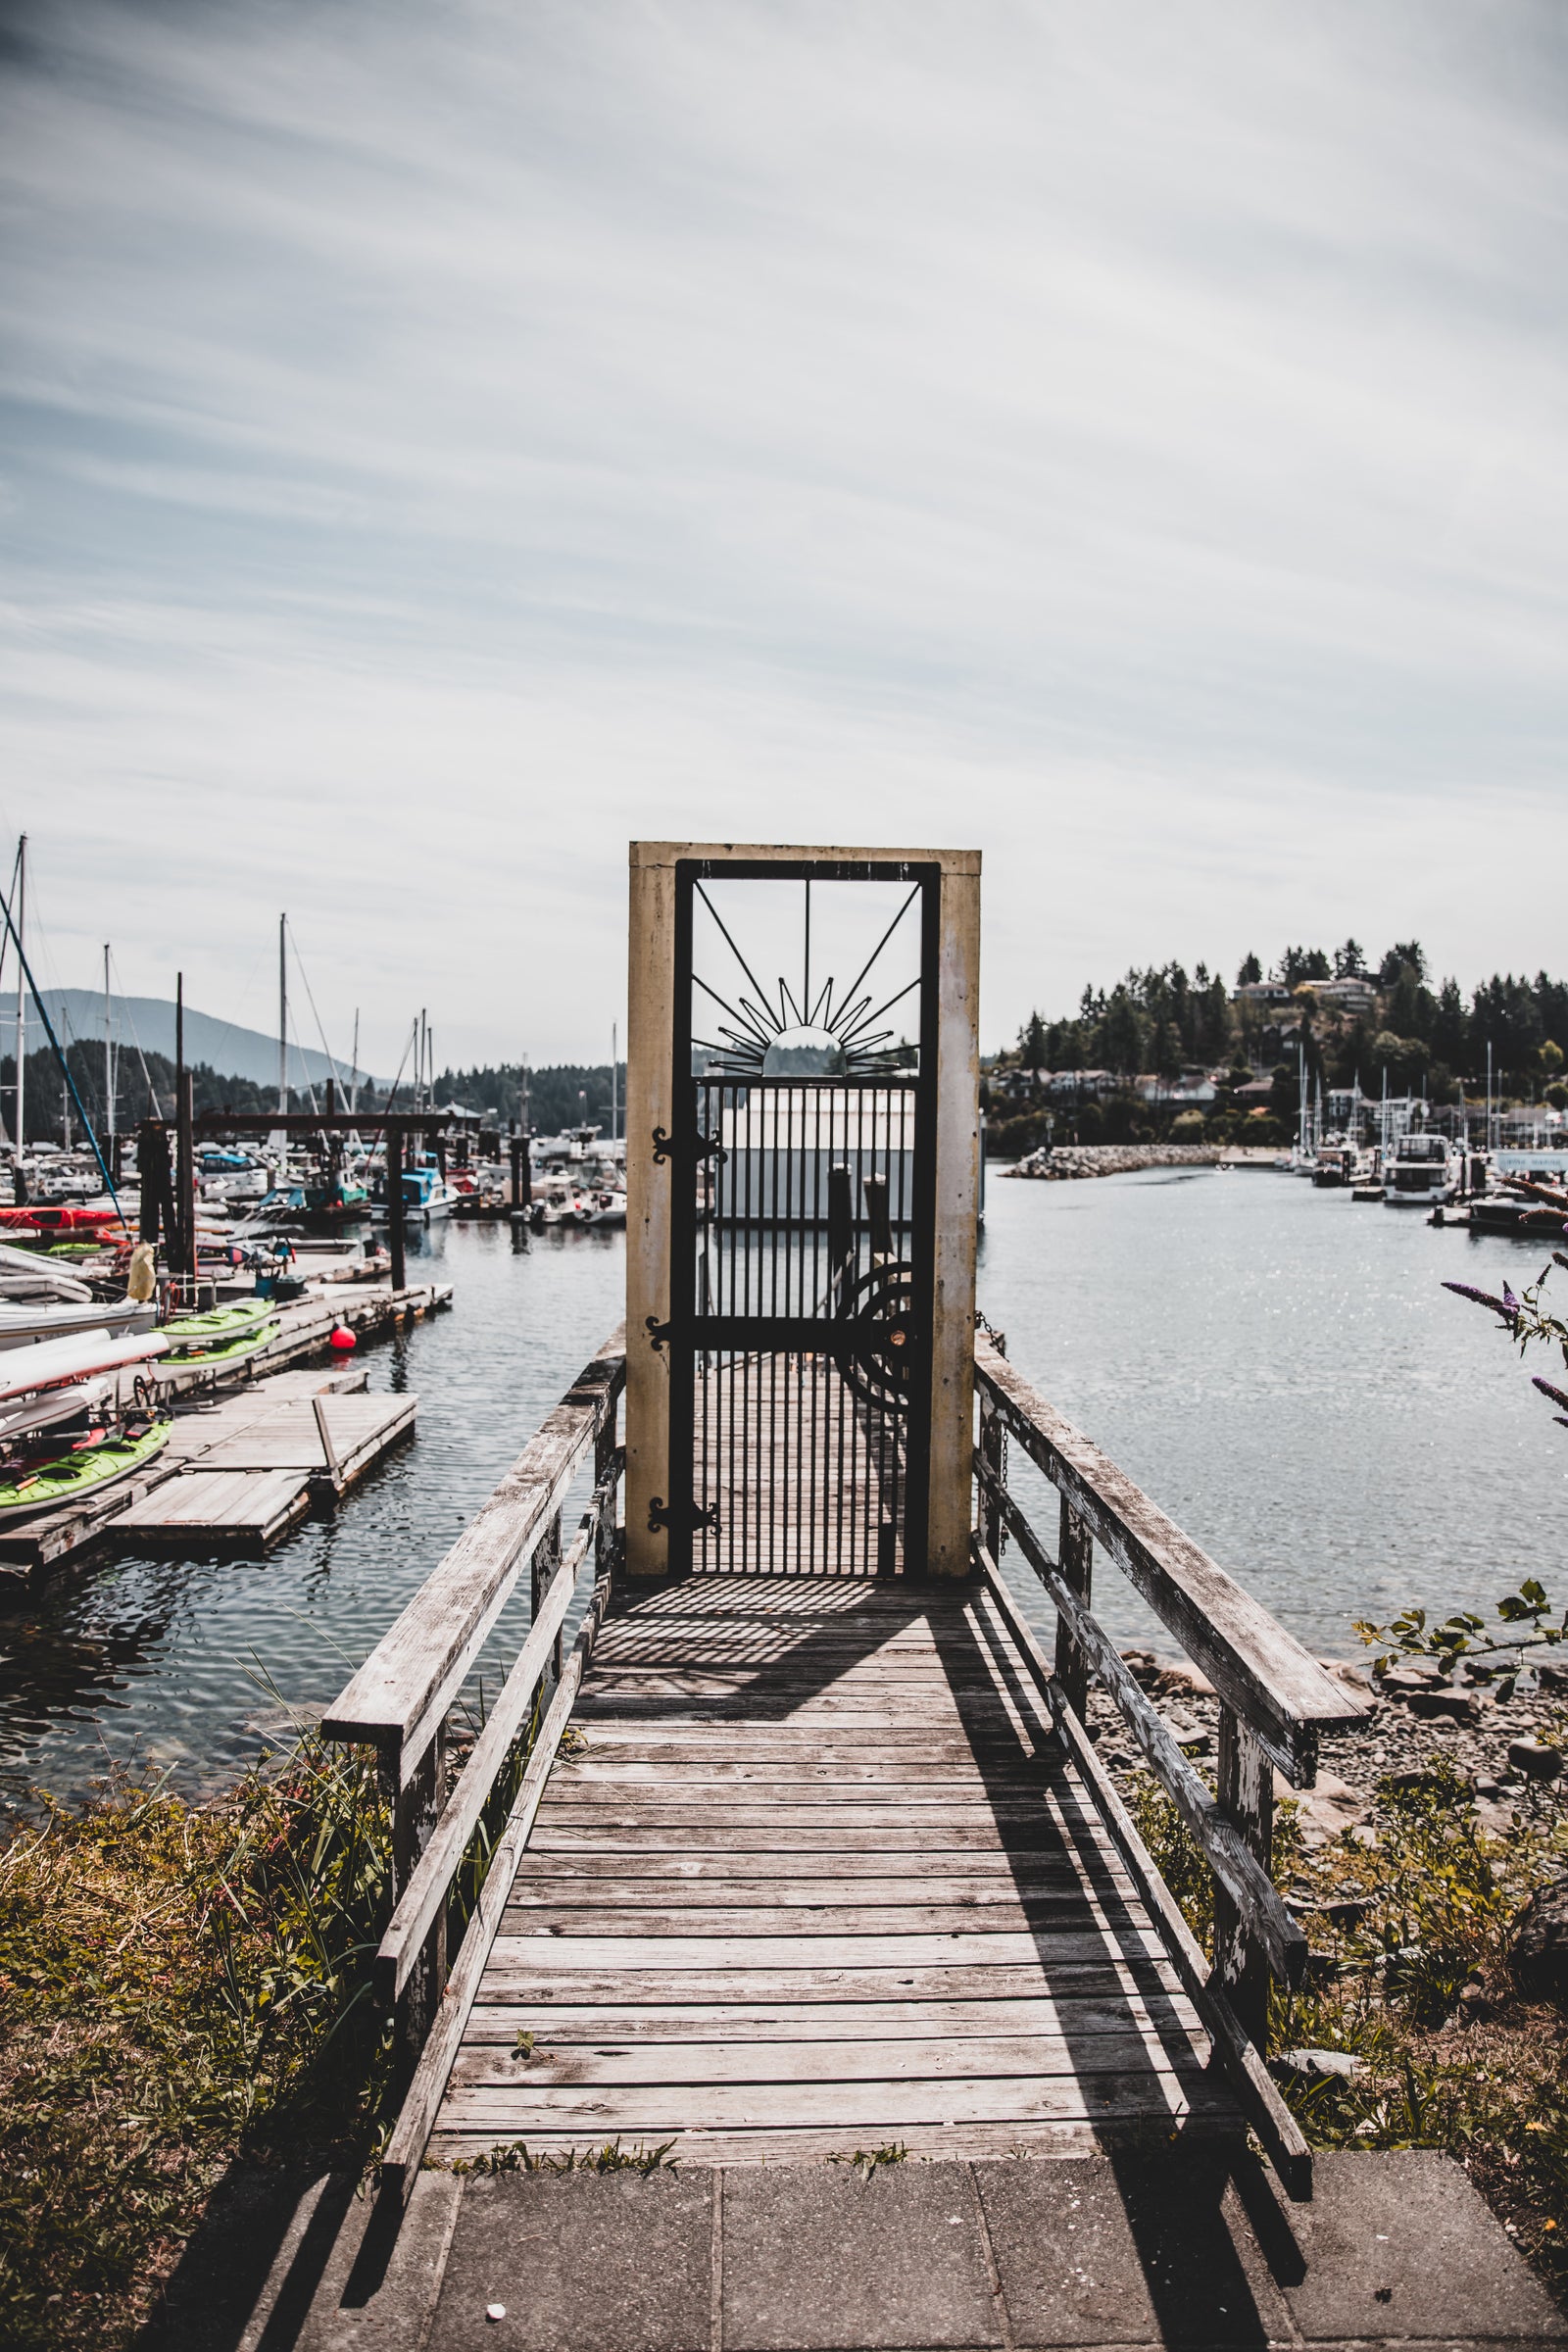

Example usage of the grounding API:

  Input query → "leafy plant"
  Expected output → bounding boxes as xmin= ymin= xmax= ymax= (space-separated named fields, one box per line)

xmin=453 ymin=2136 xmax=677 ymax=2177
xmin=1353 ymin=1578 xmax=1565 ymax=1681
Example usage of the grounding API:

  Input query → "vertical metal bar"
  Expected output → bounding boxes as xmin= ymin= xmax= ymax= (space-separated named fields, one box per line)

xmin=667 ymin=865 xmax=699 ymax=1574
xmin=1215 ymin=1706 xmax=1276 ymax=2050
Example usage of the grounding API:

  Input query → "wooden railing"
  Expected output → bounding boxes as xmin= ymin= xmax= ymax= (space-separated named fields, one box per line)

xmin=321 ymin=1328 xmax=625 ymax=2193
xmin=973 ymin=1329 xmax=1366 ymax=2195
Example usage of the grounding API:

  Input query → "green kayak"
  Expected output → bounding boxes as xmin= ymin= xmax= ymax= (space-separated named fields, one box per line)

xmin=163 ymin=1314 xmax=281 ymax=1366
xmin=0 ymin=1419 xmax=172 ymax=1518
xmin=163 ymin=1300 xmax=272 ymax=1346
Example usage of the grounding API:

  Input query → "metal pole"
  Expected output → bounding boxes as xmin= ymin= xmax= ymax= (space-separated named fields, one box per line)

xmin=612 ymin=1021 xmax=618 ymax=1141
xmin=278 ymin=914 xmax=288 ymax=1114
xmin=176 ymin=1070 xmax=196 ymax=1280
xmin=104 ymin=944 xmax=114 ymax=1146
xmin=14 ymin=834 xmax=24 ymax=1165
xmin=387 ymin=1124 xmax=406 ymax=1291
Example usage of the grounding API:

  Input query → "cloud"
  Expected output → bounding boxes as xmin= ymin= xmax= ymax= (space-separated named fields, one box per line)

xmin=1 ymin=0 xmax=1565 ymax=1064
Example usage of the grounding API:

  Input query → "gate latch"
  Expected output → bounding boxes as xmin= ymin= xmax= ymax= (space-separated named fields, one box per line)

xmin=651 ymin=1126 xmax=723 ymax=1166
xmin=647 ymin=1494 xmax=720 ymax=1536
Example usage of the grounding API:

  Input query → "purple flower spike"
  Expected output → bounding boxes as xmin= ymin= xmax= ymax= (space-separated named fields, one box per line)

xmin=1442 ymin=1280 xmax=1516 ymax=1318
xmin=1533 ymin=1375 xmax=1568 ymax=1414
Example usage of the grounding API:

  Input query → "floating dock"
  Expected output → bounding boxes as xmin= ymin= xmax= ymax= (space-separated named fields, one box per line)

xmin=0 ymin=1277 xmax=448 ymax=1581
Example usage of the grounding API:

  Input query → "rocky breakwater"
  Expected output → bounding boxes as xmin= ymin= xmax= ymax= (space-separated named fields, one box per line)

xmin=1006 ymin=1142 xmax=1234 ymax=1180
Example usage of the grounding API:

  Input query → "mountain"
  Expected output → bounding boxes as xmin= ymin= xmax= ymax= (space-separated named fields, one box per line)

xmin=36 ymin=992 xmax=383 ymax=1093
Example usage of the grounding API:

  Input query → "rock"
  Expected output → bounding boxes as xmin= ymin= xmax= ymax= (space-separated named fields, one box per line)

xmin=1407 ymin=1688 xmax=1479 ymax=1724
xmin=1275 ymin=1768 xmax=1370 ymax=1846
xmin=1306 ymin=1895 xmax=1373 ymax=1930
xmin=1158 ymin=1707 xmax=1209 ymax=1755
xmin=1534 ymin=1660 xmax=1568 ymax=1693
xmin=1117 ymin=1648 xmax=1161 ymax=1690
xmin=1152 ymin=1664 xmax=1216 ymax=1700
xmin=1270 ymin=2047 xmax=1364 ymax=2082
xmin=1507 ymin=1738 xmax=1563 ymax=1781
xmin=1508 ymin=1875 xmax=1568 ymax=2004
xmin=1318 ymin=1657 xmax=1373 ymax=1694
xmin=1379 ymin=1664 xmax=1442 ymax=1696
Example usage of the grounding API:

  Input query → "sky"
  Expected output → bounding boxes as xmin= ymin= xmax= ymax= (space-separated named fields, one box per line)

xmin=1 ymin=0 xmax=1565 ymax=1072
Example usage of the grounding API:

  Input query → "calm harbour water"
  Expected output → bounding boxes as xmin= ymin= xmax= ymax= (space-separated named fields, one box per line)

xmin=0 ymin=1168 xmax=1562 ymax=1811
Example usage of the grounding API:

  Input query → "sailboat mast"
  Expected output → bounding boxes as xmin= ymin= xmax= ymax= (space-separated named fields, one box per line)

xmin=104 ymin=944 xmax=114 ymax=1143
xmin=350 ymin=1008 xmax=360 ymax=1115
xmin=14 ymin=835 xmax=24 ymax=1161
xmin=612 ymin=1022 xmax=618 ymax=1141
xmin=278 ymin=913 xmax=288 ymax=1114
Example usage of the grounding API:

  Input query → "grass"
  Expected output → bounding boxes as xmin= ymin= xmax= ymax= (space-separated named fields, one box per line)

xmin=0 ymin=1732 xmax=393 ymax=2352
xmin=1130 ymin=1740 xmax=1568 ymax=2292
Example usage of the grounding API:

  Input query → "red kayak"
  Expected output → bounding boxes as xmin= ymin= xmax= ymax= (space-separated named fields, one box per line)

xmin=0 ymin=1206 xmax=121 ymax=1233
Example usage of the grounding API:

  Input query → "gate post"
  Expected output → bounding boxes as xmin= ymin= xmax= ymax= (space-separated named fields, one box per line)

xmin=625 ymin=848 xmax=676 ymax=1576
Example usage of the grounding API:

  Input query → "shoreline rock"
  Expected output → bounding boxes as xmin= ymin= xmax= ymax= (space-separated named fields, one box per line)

xmin=1003 ymin=1144 xmax=1276 ymax=1180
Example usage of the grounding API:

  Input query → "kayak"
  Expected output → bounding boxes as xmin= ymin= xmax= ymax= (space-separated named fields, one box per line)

xmin=0 ymin=1417 xmax=172 ymax=1519
xmin=0 ymin=1376 xmax=113 ymax=1444
xmin=0 ymin=1206 xmax=122 ymax=1233
xmin=161 ymin=1300 xmax=272 ymax=1347
xmin=0 ymin=1328 xmax=169 ymax=1401
xmin=161 ymin=1315 xmax=280 ymax=1367
xmin=0 ymin=1300 xmax=157 ymax=1352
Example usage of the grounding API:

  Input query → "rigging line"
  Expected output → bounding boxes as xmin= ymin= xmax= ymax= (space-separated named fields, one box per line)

xmin=0 ymin=877 xmax=119 ymax=1211
xmin=110 ymin=954 xmax=163 ymax=1119
xmin=835 ymin=882 xmax=920 ymax=1016
xmin=693 ymin=881 xmax=774 ymax=1017
xmin=286 ymin=918 xmax=345 ymax=1095
xmin=379 ymin=1018 xmax=416 ymax=1114
xmin=692 ymin=971 xmax=774 ymax=1049
xmin=0 ymin=840 xmax=17 ymax=1014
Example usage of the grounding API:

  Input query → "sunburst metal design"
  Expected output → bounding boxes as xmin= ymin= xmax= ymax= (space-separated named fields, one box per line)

xmin=691 ymin=879 xmax=920 ymax=1075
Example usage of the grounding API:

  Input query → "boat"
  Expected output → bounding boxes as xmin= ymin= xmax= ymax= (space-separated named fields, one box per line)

xmin=0 ymin=1415 xmax=172 ymax=1519
xmin=0 ymin=1327 xmax=169 ymax=1400
xmin=581 ymin=1185 xmax=627 ymax=1228
xmin=0 ymin=1299 xmax=157 ymax=1353
xmin=0 ymin=1204 xmax=122 ymax=1236
xmin=161 ymin=1300 xmax=279 ymax=1364
xmin=1311 ymin=1142 xmax=1358 ymax=1188
xmin=398 ymin=1163 xmax=461 ymax=1223
xmin=1384 ymin=1133 xmax=1461 ymax=1207
xmin=0 ymin=1375 xmax=113 ymax=1445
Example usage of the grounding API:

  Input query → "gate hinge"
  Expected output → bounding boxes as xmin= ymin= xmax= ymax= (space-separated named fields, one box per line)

xmin=645 ymin=1314 xmax=673 ymax=1351
xmin=651 ymin=1126 xmax=724 ymax=1166
xmin=647 ymin=1494 xmax=720 ymax=1536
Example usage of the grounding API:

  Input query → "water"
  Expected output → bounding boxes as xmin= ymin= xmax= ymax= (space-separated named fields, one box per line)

xmin=1 ymin=1172 xmax=1562 ymax=1810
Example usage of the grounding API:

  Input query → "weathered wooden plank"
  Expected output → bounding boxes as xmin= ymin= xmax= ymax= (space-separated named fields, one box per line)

xmin=476 ymin=1959 xmax=1188 ymax=2005
xmin=435 ymin=2070 xmax=1233 ymax=2130
xmin=324 ymin=1331 xmax=623 ymax=1778
xmin=426 ymin=2116 xmax=1237 ymax=2168
xmin=483 ymin=1927 xmax=1167 ymax=1970
xmin=451 ymin=2030 xmax=1209 ymax=2088
xmin=499 ymin=1896 xmax=1106 ymax=1937
xmin=509 ymin=1867 xmax=1121 ymax=1902
xmin=974 ymin=1335 xmax=1363 ymax=1785
xmin=461 ymin=1992 xmax=1204 ymax=2042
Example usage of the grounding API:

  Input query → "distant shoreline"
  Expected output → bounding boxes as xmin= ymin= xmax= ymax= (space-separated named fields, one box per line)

xmin=1003 ymin=1143 xmax=1278 ymax=1180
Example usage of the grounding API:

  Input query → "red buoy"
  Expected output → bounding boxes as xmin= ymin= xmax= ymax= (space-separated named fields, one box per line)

xmin=329 ymin=1324 xmax=357 ymax=1351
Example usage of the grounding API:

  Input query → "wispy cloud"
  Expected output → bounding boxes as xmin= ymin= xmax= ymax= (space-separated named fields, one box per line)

xmin=1 ymin=0 xmax=1565 ymax=1062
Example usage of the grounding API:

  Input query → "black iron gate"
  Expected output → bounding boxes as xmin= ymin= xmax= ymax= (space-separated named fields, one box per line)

xmin=657 ymin=858 xmax=940 ymax=1576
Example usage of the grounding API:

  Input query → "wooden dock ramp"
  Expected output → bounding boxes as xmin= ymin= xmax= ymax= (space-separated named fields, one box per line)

xmin=433 ymin=1573 xmax=1228 ymax=2166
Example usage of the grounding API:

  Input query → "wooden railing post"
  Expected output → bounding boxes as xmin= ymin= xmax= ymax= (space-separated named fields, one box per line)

xmin=977 ymin=1332 xmax=1006 ymax=1564
xmin=1215 ymin=1704 xmax=1275 ymax=2049
xmin=390 ymin=1730 xmax=447 ymax=2093
xmin=533 ymin=1509 xmax=564 ymax=1678
xmin=595 ymin=1410 xmax=618 ymax=1579
xmin=1054 ymin=1497 xmax=1093 ymax=1719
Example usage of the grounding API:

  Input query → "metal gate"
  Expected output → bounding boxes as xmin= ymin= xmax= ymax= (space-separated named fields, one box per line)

xmin=656 ymin=858 xmax=940 ymax=1576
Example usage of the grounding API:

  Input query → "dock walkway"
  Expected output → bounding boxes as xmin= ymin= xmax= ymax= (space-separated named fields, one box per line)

xmin=433 ymin=1573 xmax=1229 ymax=2166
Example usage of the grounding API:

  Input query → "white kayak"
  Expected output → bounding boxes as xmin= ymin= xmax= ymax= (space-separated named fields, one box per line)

xmin=0 ymin=1375 xmax=113 ymax=1443
xmin=0 ymin=1300 xmax=158 ymax=1353
xmin=0 ymin=1327 xmax=169 ymax=1400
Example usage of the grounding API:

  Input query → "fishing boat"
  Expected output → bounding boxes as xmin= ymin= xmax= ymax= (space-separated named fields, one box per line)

xmin=399 ymin=1163 xmax=460 ymax=1223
